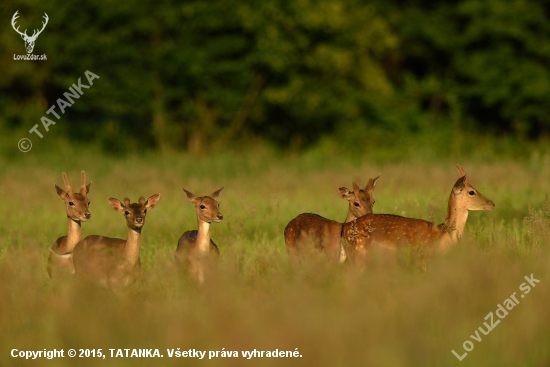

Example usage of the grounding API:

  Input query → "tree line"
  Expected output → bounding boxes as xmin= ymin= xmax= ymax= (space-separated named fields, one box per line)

xmin=2 ymin=0 xmax=549 ymax=153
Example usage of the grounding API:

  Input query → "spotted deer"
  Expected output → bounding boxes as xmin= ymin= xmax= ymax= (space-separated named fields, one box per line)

xmin=47 ymin=171 xmax=92 ymax=279
xmin=175 ymin=187 xmax=224 ymax=284
xmin=72 ymin=194 xmax=160 ymax=295
xmin=284 ymin=175 xmax=380 ymax=262
xmin=342 ymin=165 xmax=494 ymax=267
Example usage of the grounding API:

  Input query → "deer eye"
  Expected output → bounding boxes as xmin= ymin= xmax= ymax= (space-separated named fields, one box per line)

xmin=200 ymin=205 xmax=206 ymax=209
xmin=373 ymin=201 xmax=376 ymax=205
xmin=469 ymin=191 xmax=475 ymax=196
xmin=354 ymin=202 xmax=360 ymax=207
xmin=88 ymin=202 xmax=91 ymax=206
xmin=125 ymin=211 xmax=130 ymax=216
xmin=144 ymin=209 xmax=148 ymax=214
xmin=69 ymin=202 xmax=74 ymax=206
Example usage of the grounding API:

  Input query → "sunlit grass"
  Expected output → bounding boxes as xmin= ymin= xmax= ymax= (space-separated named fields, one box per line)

xmin=1 ymin=148 xmax=549 ymax=367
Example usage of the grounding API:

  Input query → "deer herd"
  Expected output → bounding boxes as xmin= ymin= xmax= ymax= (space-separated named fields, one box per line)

xmin=47 ymin=165 xmax=495 ymax=295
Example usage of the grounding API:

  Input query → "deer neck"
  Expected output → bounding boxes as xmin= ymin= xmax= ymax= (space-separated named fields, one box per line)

xmin=344 ymin=210 xmax=357 ymax=223
xmin=124 ymin=227 xmax=142 ymax=267
xmin=66 ymin=217 xmax=82 ymax=252
xmin=196 ymin=219 xmax=211 ymax=254
xmin=445 ymin=193 xmax=469 ymax=244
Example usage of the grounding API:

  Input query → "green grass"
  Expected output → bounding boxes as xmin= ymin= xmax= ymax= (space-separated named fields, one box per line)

xmin=0 ymin=145 xmax=549 ymax=367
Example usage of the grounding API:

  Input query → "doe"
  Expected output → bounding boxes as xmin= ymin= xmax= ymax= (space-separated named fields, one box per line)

xmin=175 ymin=187 xmax=224 ymax=284
xmin=284 ymin=175 xmax=380 ymax=262
xmin=342 ymin=165 xmax=494 ymax=266
xmin=72 ymin=194 xmax=160 ymax=295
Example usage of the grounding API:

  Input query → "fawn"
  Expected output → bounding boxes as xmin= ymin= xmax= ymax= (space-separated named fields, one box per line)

xmin=175 ymin=187 xmax=224 ymax=284
xmin=48 ymin=171 xmax=92 ymax=279
xmin=342 ymin=165 xmax=494 ymax=266
xmin=72 ymin=194 xmax=161 ymax=295
xmin=284 ymin=176 xmax=380 ymax=262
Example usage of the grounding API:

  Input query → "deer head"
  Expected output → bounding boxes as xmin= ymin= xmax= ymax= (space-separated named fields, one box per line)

xmin=108 ymin=194 xmax=161 ymax=231
xmin=55 ymin=171 xmax=92 ymax=222
xmin=182 ymin=187 xmax=224 ymax=223
xmin=338 ymin=174 xmax=381 ymax=219
xmin=451 ymin=166 xmax=495 ymax=212
xmin=12 ymin=11 xmax=49 ymax=54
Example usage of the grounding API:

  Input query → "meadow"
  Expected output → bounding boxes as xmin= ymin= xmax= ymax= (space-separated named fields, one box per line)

xmin=0 ymin=145 xmax=549 ymax=367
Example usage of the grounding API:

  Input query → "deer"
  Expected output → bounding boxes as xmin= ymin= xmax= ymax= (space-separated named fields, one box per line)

xmin=47 ymin=171 xmax=92 ymax=279
xmin=175 ymin=187 xmax=224 ymax=285
xmin=284 ymin=175 xmax=380 ymax=263
xmin=342 ymin=165 xmax=495 ymax=267
xmin=11 ymin=11 xmax=49 ymax=53
xmin=72 ymin=194 xmax=161 ymax=295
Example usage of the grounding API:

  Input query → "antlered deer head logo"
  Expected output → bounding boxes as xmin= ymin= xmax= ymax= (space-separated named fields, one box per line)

xmin=11 ymin=11 xmax=49 ymax=54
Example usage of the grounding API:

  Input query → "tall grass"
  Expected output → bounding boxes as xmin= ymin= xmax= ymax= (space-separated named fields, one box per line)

xmin=0 ymin=147 xmax=549 ymax=367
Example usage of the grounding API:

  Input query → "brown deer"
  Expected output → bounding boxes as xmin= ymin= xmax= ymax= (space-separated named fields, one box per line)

xmin=47 ymin=171 xmax=92 ymax=279
xmin=175 ymin=187 xmax=224 ymax=284
xmin=284 ymin=176 xmax=380 ymax=262
xmin=72 ymin=194 xmax=161 ymax=295
xmin=342 ymin=165 xmax=494 ymax=267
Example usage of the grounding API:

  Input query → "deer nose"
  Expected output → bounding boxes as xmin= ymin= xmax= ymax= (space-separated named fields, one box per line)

xmin=485 ymin=200 xmax=495 ymax=210
xmin=85 ymin=212 xmax=92 ymax=219
xmin=217 ymin=214 xmax=224 ymax=220
xmin=135 ymin=217 xmax=143 ymax=223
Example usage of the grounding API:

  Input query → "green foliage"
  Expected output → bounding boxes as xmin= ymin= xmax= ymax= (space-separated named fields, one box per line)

xmin=2 ymin=0 xmax=550 ymax=153
xmin=390 ymin=0 xmax=550 ymax=137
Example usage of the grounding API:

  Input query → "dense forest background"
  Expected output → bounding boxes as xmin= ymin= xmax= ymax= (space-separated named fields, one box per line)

xmin=2 ymin=0 xmax=550 ymax=157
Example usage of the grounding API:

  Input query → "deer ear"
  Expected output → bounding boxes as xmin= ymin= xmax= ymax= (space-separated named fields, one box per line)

xmin=210 ymin=187 xmax=224 ymax=199
xmin=452 ymin=176 xmax=467 ymax=195
xmin=55 ymin=184 xmax=68 ymax=199
xmin=145 ymin=193 xmax=161 ymax=210
xmin=108 ymin=197 xmax=126 ymax=212
xmin=338 ymin=187 xmax=353 ymax=200
xmin=366 ymin=174 xmax=381 ymax=192
xmin=182 ymin=188 xmax=196 ymax=202
xmin=85 ymin=182 xmax=92 ymax=194
xmin=456 ymin=164 xmax=466 ymax=177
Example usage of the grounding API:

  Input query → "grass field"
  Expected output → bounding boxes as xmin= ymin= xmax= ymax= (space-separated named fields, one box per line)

xmin=1 ymin=145 xmax=549 ymax=367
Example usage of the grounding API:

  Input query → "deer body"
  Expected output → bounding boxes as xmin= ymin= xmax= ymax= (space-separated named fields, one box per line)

xmin=342 ymin=165 xmax=494 ymax=265
xmin=284 ymin=176 xmax=380 ymax=262
xmin=175 ymin=187 xmax=224 ymax=284
xmin=73 ymin=232 xmax=141 ymax=292
xmin=73 ymin=194 xmax=160 ymax=295
xmin=47 ymin=171 xmax=92 ymax=279
xmin=177 ymin=227 xmax=220 ymax=258
xmin=284 ymin=213 xmax=344 ymax=261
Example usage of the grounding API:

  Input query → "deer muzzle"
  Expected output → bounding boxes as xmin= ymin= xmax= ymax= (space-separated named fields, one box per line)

xmin=484 ymin=201 xmax=495 ymax=210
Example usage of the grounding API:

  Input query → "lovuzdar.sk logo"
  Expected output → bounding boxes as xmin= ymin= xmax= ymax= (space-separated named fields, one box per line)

xmin=12 ymin=10 xmax=48 ymax=61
